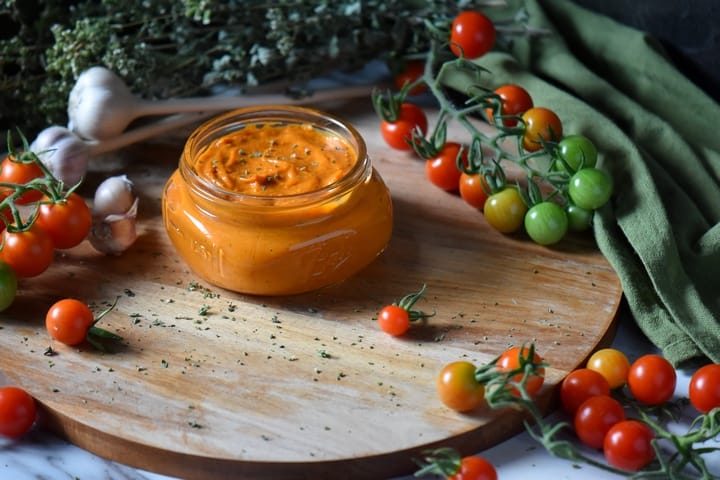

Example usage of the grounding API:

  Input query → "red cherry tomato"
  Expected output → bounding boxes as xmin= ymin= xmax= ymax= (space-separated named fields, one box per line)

xmin=377 ymin=305 xmax=411 ymax=336
xmin=449 ymin=455 xmax=497 ymax=480
xmin=521 ymin=107 xmax=563 ymax=152
xmin=46 ymin=298 xmax=95 ymax=345
xmin=688 ymin=363 xmax=720 ymax=414
xmin=586 ymin=348 xmax=630 ymax=389
xmin=496 ymin=346 xmax=545 ymax=397
xmin=0 ymin=224 xmax=55 ymax=278
xmin=0 ymin=155 xmax=44 ymax=205
xmin=394 ymin=61 xmax=427 ymax=96
xmin=437 ymin=361 xmax=485 ymax=412
xmin=627 ymin=354 xmax=677 ymax=405
xmin=603 ymin=420 xmax=655 ymax=471
xmin=380 ymin=103 xmax=428 ymax=151
xmin=35 ymin=193 xmax=92 ymax=249
xmin=560 ymin=368 xmax=611 ymax=416
xmin=426 ymin=142 xmax=464 ymax=191
xmin=0 ymin=386 xmax=36 ymax=438
xmin=574 ymin=394 xmax=626 ymax=449
xmin=449 ymin=11 xmax=496 ymax=59
xmin=459 ymin=172 xmax=489 ymax=210
xmin=486 ymin=84 xmax=533 ymax=127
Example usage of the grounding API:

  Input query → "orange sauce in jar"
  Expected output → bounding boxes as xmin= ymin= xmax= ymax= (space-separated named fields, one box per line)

xmin=162 ymin=106 xmax=393 ymax=296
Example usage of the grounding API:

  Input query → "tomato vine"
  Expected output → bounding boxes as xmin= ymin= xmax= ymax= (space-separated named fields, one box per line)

xmin=430 ymin=344 xmax=720 ymax=479
xmin=374 ymin=11 xmax=613 ymax=245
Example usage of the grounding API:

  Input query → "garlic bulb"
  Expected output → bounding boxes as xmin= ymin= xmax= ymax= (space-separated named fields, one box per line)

xmin=30 ymin=126 xmax=91 ymax=187
xmin=68 ymin=66 xmax=139 ymax=141
xmin=88 ymin=175 xmax=139 ymax=255
xmin=67 ymin=65 xmax=377 ymax=141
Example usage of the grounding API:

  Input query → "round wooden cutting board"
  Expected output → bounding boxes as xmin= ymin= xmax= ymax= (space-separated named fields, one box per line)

xmin=0 ymin=99 xmax=622 ymax=480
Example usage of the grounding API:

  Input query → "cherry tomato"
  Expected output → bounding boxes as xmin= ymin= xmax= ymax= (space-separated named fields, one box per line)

xmin=377 ymin=305 xmax=411 ymax=336
xmin=34 ymin=193 xmax=92 ymax=249
xmin=483 ymin=187 xmax=528 ymax=234
xmin=437 ymin=361 xmax=485 ymax=412
xmin=449 ymin=11 xmax=496 ymax=59
xmin=554 ymin=135 xmax=597 ymax=172
xmin=689 ymin=364 xmax=720 ymax=413
xmin=524 ymin=201 xmax=568 ymax=245
xmin=574 ymin=394 xmax=625 ymax=449
xmin=0 ymin=260 xmax=17 ymax=312
xmin=565 ymin=203 xmax=593 ymax=232
xmin=46 ymin=298 xmax=95 ymax=345
xmin=380 ymin=103 xmax=428 ymax=151
xmin=449 ymin=456 xmax=497 ymax=480
xmin=394 ymin=61 xmax=427 ymax=96
xmin=496 ymin=346 xmax=545 ymax=397
xmin=603 ymin=420 xmax=655 ymax=471
xmin=0 ymin=156 xmax=44 ymax=205
xmin=627 ymin=354 xmax=677 ymax=405
xmin=568 ymin=167 xmax=613 ymax=210
xmin=486 ymin=84 xmax=533 ymax=127
xmin=0 ymin=386 xmax=36 ymax=438
xmin=560 ymin=368 xmax=611 ymax=416
xmin=459 ymin=172 xmax=489 ymax=210
xmin=586 ymin=348 xmax=630 ymax=389
xmin=426 ymin=142 xmax=464 ymax=191
xmin=0 ymin=224 xmax=55 ymax=278
xmin=521 ymin=107 xmax=563 ymax=152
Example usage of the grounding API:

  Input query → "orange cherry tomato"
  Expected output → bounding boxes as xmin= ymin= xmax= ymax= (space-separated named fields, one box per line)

xmin=586 ymin=348 xmax=631 ymax=389
xmin=437 ymin=361 xmax=485 ymax=412
xmin=521 ymin=107 xmax=563 ymax=152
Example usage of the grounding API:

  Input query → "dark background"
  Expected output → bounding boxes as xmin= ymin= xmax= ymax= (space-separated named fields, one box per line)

xmin=574 ymin=0 xmax=720 ymax=102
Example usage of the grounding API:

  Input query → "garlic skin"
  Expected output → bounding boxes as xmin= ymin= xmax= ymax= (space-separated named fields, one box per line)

xmin=68 ymin=66 xmax=138 ymax=141
xmin=88 ymin=175 xmax=139 ymax=255
xmin=30 ymin=126 xmax=90 ymax=187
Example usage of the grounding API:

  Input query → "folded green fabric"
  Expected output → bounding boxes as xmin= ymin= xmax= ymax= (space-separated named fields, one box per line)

xmin=443 ymin=0 xmax=720 ymax=366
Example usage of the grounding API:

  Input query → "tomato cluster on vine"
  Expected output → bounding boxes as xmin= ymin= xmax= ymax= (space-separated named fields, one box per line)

xmin=0 ymin=134 xmax=93 ymax=312
xmin=431 ymin=343 xmax=720 ymax=478
xmin=375 ymin=9 xmax=613 ymax=247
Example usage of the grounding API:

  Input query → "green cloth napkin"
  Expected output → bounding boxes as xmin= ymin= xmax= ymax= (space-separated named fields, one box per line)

xmin=443 ymin=0 xmax=720 ymax=366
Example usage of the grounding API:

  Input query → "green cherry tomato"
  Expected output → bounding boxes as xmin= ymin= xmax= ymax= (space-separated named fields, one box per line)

xmin=568 ymin=167 xmax=613 ymax=210
xmin=554 ymin=135 xmax=598 ymax=173
xmin=524 ymin=202 xmax=569 ymax=245
xmin=0 ymin=260 xmax=17 ymax=312
xmin=565 ymin=203 xmax=594 ymax=232
xmin=484 ymin=187 xmax=528 ymax=234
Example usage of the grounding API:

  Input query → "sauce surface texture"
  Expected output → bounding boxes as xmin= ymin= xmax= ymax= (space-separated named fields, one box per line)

xmin=193 ymin=122 xmax=357 ymax=196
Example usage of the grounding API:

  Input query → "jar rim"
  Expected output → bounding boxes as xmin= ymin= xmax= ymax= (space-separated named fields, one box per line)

xmin=180 ymin=105 xmax=370 ymax=205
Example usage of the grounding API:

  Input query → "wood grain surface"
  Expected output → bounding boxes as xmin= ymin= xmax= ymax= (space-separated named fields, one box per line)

xmin=0 ymin=99 xmax=622 ymax=479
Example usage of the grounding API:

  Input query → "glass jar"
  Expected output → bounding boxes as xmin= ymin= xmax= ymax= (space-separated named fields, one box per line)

xmin=162 ymin=106 xmax=393 ymax=296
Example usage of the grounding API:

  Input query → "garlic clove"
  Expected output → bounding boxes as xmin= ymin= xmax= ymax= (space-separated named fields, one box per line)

xmin=88 ymin=197 xmax=139 ymax=255
xmin=92 ymin=174 xmax=135 ymax=218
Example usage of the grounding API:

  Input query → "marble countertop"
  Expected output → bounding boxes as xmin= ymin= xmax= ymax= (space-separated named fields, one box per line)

xmin=2 ymin=315 xmax=718 ymax=480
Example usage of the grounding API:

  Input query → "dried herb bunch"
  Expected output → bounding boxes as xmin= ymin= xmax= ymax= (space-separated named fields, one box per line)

xmin=0 ymin=0 xmax=525 ymax=136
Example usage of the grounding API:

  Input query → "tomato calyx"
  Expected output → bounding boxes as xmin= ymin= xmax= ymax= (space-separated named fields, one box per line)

xmin=394 ymin=283 xmax=435 ymax=323
xmin=85 ymin=296 xmax=124 ymax=351
xmin=414 ymin=447 xmax=463 ymax=477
